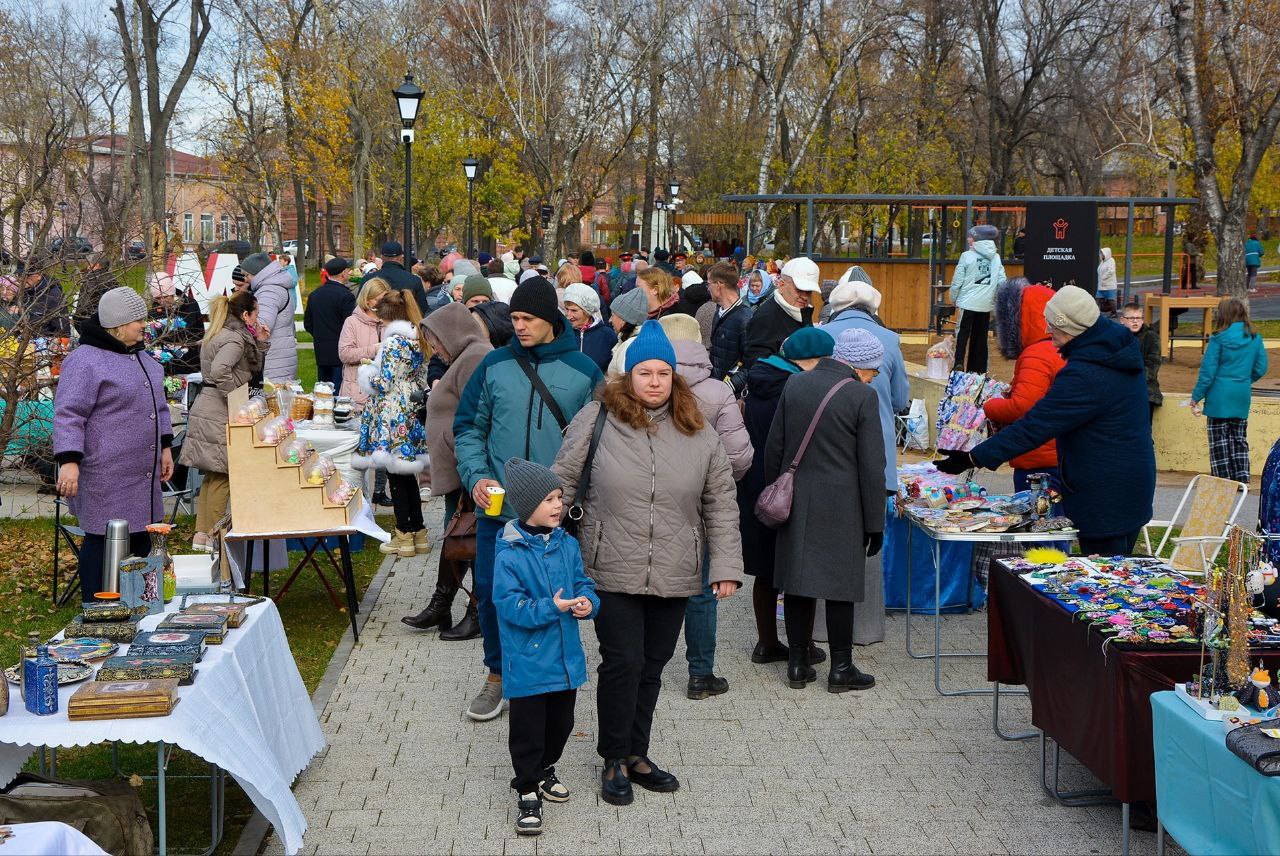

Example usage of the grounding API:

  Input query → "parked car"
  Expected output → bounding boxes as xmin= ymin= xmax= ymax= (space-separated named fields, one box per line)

xmin=50 ymin=236 xmax=94 ymax=257
xmin=125 ymin=240 xmax=146 ymax=260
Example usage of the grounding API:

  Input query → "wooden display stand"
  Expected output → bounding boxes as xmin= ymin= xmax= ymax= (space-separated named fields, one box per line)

xmin=224 ymin=384 xmax=360 ymax=535
xmin=1142 ymin=293 xmax=1219 ymax=362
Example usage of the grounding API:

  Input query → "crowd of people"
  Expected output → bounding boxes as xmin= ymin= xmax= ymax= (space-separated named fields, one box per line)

xmin=38 ymin=225 xmax=1277 ymax=838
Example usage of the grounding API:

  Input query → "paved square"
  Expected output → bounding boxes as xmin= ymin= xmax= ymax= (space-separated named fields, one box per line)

xmin=268 ymin=499 xmax=1174 ymax=855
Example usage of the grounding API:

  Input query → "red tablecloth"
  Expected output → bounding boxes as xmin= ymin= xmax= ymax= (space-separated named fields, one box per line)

xmin=987 ymin=560 xmax=1280 ymax=804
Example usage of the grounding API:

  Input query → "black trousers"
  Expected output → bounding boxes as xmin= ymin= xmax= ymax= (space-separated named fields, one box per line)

xmin=387 ymin=473 xmax=424 ymax=533
xmin=1077 ymin=531 xmax=1140 ymax=557
xmin=953 ymin=310 xmax=990 ymax=374
xmin=783 ymin=594 xmax=854 ymax=650
xmin=595 ymin=591 xmax=687 ymax=760
xmin=77 ymin=532 xmax=152 ymax=605
xmin=508 ymin=689 xmax=577 ymax=794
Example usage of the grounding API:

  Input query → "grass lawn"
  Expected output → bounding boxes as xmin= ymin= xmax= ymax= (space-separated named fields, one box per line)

xmin=1 ymin=512 xmax=394 ymax=854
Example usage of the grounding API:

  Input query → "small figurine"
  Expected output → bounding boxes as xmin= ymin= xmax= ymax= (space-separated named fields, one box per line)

xmin=1234 ymin=664 xmax=1273 ymax=711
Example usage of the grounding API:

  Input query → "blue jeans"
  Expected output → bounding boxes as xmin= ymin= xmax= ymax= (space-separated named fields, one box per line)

xmin=317 ymin=364 xmax=343 ymax=390
xmin=683 ymin=548 xmax=716 ymax=676
xmin=475 ymin=517 xmax=504 ymax=675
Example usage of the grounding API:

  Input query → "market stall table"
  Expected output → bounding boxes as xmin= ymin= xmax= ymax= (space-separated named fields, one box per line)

xmin=881 ymin=503 xmax=981 ymax=614
xmin=1151 ymin=690 xmax=1280 ymax=856
xmin=0 ymin=599 xmax=324 ymax=856
xmin=988 ymin=559 xmax=1280 ymax=851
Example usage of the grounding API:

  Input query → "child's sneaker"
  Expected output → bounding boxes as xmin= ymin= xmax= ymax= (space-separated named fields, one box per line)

xmin=514 ymin=793 xmax=543 ymax=835
xmin=538 ymin=771 xmax=570 ymax=802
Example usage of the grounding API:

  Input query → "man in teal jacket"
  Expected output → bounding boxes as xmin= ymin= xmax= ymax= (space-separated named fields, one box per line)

xmin=453 ymin=275 xmax=603 ymax=721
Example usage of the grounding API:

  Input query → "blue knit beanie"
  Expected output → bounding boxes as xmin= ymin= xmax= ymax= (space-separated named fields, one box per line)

xmin=832 ymin=329 xmax=884 ymax=370
xmin=781 ymin=327 xmax=834 ymax=360
xmin=624 ymin=320 xmax=677 ymax=371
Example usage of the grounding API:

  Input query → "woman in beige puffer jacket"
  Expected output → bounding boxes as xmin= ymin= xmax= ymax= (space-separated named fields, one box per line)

xmin=552 ymin=319 xmax=742 ymax=807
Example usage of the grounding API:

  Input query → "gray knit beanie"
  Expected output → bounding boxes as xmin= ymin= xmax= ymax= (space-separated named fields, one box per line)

xmin=503 ymin=457 xmax=564 ymax=523
xmin=611 ymin=286 xmax=650 ymax=327
xmin=241 ymin=252 xmax=272 ymax=275
xmin=97 ymin=286 xmax=148 ymax=328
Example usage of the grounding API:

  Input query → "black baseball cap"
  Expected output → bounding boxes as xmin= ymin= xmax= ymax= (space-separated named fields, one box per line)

xmin=381 ymin=240 xmax=404 ymax=257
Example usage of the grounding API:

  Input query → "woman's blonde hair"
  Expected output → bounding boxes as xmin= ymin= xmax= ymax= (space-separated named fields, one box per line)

xmin=598 ymin=370 xmax=704 ymax=436
xmin=555 ymin=264 xmax=583 ymax=288
xmin=1215 ymin=297 xmax=1256 ymax=337
xmin=204 ymin=291 xmax=257 ymax=343
xmin=356 ymin=277 xmax=390 ymax=311
xmin=637 ymin=267 xmax=675 ymax=303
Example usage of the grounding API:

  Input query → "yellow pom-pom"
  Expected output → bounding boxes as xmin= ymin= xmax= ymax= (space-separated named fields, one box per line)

xmin=1025 ymin=547 xmax=1068 ymax=565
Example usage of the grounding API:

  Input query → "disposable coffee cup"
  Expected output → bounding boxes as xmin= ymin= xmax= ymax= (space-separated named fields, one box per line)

xmin=485 ymin=486 xmax=506 ymax=517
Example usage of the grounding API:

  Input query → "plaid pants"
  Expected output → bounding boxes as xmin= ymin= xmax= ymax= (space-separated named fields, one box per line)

xmin=1207 ymin=417 xmax=1250 ymax=483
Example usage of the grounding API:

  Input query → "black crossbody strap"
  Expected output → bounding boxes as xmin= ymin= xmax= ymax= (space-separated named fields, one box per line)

xmin=568 ymin=405 xmax=608 ymax=521
xmin=514 ymin=354 xmax=569 ymax=431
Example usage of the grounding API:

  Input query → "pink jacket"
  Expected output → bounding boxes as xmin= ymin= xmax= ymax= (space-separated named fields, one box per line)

xmin=337 ymin=308 xmax=383 ymax=410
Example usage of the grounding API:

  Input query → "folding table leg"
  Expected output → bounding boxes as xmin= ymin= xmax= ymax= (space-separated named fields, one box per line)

xmin=1121 ymin=802 xmax=1130 ymax=856
xmin=338 ymin=535 xmax=360 ymax=641
xmin=1039 ymin=733 xmax=1115 ymax=807
xmin=991 ymin=682 xmax=1035 ymax=740
xmin=1156 ymin=819 xmax=1165 ymax=856
xmin=933 ymin=538 xmax=991 ymax=696
xmin=904 ymin=523 xmax=930 ymax=659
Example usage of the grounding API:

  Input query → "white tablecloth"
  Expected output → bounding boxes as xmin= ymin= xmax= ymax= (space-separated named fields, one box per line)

xmin=0 ymin=822 xmax=108 ymax=855
xmin=0 ymin=599 xmax=324 ymax=855
xmin=293 ymin=424 xmax=359 ymax=487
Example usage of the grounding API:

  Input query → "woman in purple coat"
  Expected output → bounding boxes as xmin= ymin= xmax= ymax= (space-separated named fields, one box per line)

xmin=54 ymin=286 xmax=173 ymax=601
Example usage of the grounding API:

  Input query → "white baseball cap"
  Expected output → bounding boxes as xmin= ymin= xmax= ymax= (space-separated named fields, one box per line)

xmin=779 ymin=256 xmax=821 ymax=292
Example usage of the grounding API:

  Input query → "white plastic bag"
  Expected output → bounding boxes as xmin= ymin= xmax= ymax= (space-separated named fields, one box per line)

xmin=902 ymin=398 xmax=930 ymax=450
xmin=925 ymin=335 xmax=955 ymax=380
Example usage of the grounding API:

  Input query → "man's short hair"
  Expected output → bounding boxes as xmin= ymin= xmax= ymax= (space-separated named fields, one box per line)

xmin=706 ymin=261 xmax=739 ymax=289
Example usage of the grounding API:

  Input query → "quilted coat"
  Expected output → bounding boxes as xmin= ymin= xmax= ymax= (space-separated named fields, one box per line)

xmin=983 ymin=281 xmax=1064 ymax=472
xmin=552 ymin=400 xmax=744 ymax=598
xmin=673 ymin=339 xmax=753 ymax=480
xmin=179 ymin=316 xmax=269 ymax=474
xmin=422 ymin=302 xmax=491 ymax=496
xmin=336 ymin=308 xmax=382 ymax=410
xmin=709 ymin=299 xmax=753 ymax=397
xmin=493 ymin=520 xmax=600 ymax=699
xmin=352 ymin=320 xmax=427 ymax=474
xmin=249 ymin=260 xmax=298 ymax=381
xmin=52 ymin=316 xmax=172 ymax=534
xmin=764 ymin=358 xmax=886 ymax=602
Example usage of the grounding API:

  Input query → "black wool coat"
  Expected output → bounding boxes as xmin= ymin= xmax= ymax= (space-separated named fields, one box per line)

xmin=763 ymin=358 xmax=886 ymax=602
xmin=742 ymin=294 xmax=812 ymax=371
xmin=303 ymin=280 xmax=356 ymax=366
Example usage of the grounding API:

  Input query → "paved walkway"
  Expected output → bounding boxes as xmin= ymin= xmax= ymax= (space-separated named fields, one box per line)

xmin=267 ymin=497 xmax=1175 ymax=856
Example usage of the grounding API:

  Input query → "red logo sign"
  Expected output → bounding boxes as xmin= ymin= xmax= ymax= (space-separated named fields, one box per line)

xmin=1052 ymin=219 xmax=1069 ymax=240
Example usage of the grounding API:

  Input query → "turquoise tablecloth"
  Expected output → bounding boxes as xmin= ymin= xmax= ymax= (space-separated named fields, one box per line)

xmin=1152 ymin=690 xmax=1280 ymax=855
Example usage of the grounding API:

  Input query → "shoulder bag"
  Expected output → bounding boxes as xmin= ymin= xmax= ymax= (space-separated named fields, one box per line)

xmin=441 ymin=494 xmax=478 ymax=565
xmin=563 ymin=405 xmax=609 ymax=539
xmin=513 ymin=355 xmax=569 ymax=431
xmin=755 ymin=378 xmax=855 ymax=529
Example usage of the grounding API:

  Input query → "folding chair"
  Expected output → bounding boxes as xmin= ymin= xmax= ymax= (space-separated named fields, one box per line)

xmin=1142 ymin=474 xmax=1249 ymax=576
xmin=51 ymin=496 xmax=85 ymax=607
xmin=162 ymin=427 xmax=200 ymax=522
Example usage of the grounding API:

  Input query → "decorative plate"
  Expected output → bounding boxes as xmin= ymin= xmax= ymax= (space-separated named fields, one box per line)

xmin=5 ymin=659 xmax=94 ymax=685
xmin=950 ymin=499 xmax=985 ymax=511
xmin=47 ymin=639 xmax=118 ymax=662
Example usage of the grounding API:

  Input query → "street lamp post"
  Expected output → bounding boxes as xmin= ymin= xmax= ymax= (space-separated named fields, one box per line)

xmin=462 ymin=156 xmax=479 ymax=259
xmin=392 ymin=73 xmax=424 ymax=258
xmin=667 ymin=181 xmax=681 ymax=251
xmin=655 ymin=200 xmax=665 ymax=252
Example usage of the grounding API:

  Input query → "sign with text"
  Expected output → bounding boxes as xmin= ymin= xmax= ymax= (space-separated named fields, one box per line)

xmin=1023 ymin=201 xmax=1099 ymax=294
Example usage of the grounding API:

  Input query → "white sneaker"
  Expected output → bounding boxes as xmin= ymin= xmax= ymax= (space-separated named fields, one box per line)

xmin=466 ymin=676 xmax=506 ymax=721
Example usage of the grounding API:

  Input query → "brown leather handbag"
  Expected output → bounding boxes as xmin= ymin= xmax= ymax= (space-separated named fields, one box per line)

xmin=441 ymin=495 xmax=477 ymax=564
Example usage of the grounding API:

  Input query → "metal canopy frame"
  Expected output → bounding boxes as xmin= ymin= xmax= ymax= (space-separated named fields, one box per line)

xmin=721 ymin=192 xmax=1200 ymax=298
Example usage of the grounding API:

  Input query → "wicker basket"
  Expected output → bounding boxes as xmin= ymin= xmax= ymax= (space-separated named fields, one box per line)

xmin=291 ymin=396 xmax=314 ymax=421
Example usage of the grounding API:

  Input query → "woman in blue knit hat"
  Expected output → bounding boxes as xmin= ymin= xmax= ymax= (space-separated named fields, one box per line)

xmin=553 ymin=320 xmax=744 ymax=807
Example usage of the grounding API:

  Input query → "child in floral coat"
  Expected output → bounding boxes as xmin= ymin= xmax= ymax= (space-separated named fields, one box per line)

xmin=354 ymin=290 xmax=428 ymax=556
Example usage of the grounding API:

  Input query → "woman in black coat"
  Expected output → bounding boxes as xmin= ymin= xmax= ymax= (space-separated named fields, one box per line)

xmin=738 ymin=328 xmax=834 ymax=668
xmin=764 ymin=349 xmax=886 ymax=693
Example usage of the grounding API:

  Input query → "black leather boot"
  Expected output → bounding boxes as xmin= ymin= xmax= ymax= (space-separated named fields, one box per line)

xmin=401 ymin=583 xmax=456 ymax=631
xmin=827 ymin=648 xmax=875 ymax=693
xmin=786 ymin=640 xmax=817 ymax=689
xmin=439 ymin=600 xmax=481 ymax=641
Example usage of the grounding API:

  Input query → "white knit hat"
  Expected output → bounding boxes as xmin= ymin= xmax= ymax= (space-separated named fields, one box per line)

xmin=562 ymin=282 xmax=600 ymax=317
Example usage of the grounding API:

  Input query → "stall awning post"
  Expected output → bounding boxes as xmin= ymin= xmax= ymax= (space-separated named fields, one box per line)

xmin=1123 ymin=202 xmax=1135 ymax=304
xmin=805 ymin=198 xmax=815 ymax=255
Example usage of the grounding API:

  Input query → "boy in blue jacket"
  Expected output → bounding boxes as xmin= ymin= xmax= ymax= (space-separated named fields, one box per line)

xmin=492 ymin=457 xmax=600 ymax=836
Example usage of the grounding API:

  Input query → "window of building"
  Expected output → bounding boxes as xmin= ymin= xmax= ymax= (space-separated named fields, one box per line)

xmin=219 ymin=215 xmax=230 ymax=242
xmin=24 ymin=222 xmax=34 ymax=243
xmin=200 ymin=213 xmax=214 ymax=243
xmin=236 ymin=218 xmax=247 ymax=238
xmin=183 ymin=213 xmax=193 ymax=242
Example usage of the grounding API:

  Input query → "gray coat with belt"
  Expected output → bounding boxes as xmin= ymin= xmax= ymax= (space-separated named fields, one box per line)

xmin=763 ymin=359 xmax=886 ymax=602
xmin=249 ymin=260 xmax=298 ymax=381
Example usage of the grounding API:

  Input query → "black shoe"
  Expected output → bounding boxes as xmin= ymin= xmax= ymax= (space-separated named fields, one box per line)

xmin=786 ymin=641 xmax=817 ymax=689
xmin=401 ymin=584 xmax=457 ymax=631
xmin=751 ymin=641 xmax=788 ymax=664
xmin=626 ymin=756 xmax=680 ymax=792
xmin=439 ymin=601 xmax=480 ymax=641
xmin=827 ymin=648 xmax=875 ymax=693
xmin=807 ymin=643 xmax=827 ymax=665
xmin=601 ymin=759 xmax=633 ymax=806
xmin=371 ymin=491 xmax=393 ymax=507
xmin=687 ymin=674 xmax=729 ymax=700
xmin=514 ymin=792 xmax=542 ymax=836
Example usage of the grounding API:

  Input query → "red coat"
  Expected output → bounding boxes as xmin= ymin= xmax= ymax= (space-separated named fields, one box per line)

xmin=983 ymin=284 xmax=1064 ymax=471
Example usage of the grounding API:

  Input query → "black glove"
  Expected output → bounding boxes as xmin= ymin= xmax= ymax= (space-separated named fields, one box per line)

xmin=934 ymin=449 xmax=973 ymax=475
xmin=864 ymin=531 xmax=883 ymax=558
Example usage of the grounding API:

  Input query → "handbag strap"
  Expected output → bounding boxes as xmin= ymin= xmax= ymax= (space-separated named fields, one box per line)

xmin=513 ymin=355 xmax=569 ymax=432
xmin=786 ymin=378 xmax=855 ymax=473
xmin=569 ymin=405 xmax=609 ymax=519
